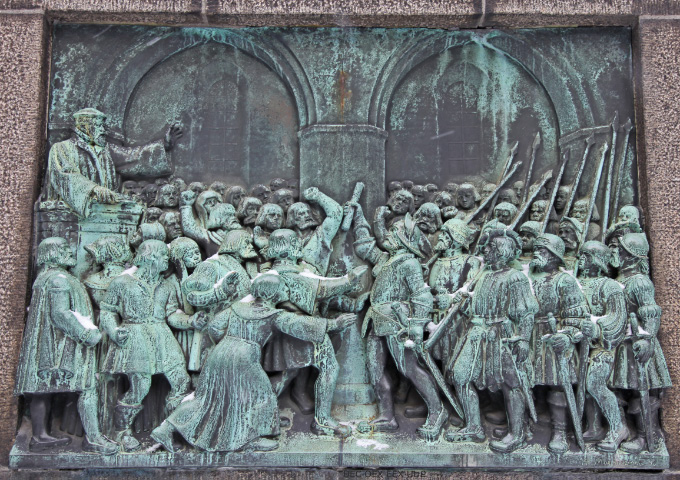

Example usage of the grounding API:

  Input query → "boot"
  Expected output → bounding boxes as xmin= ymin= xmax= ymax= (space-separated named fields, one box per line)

xmin=356 ymin=417 xmax=398 ymax=433
xmin=113 ymin=403 xmax=143 ymax=452
xmin=583 ymin=398 xmax=606 ymax=443
xmin=243 ymin=437 xmax=279 ymax=451
xmin=291 ymin=369 xmax=315 ymax=415
xmin=621 ymin=398 xmax=663 ymax=453
xmin=445 ymin=424 xmax=485 ymax=443
xmin=416 ymin=406 xmax=447 ymax=441
xmin=311 ymin=417 xmax=351 ymax=438
xmin=28 ymin=394 xmax=72 ymax=452
xmin=548 ymin=427 xmax=568 ymax=454
xmin=82 ymin=435 xmax=118 ymax=455
xmin=596 ymin=424 xmax=629 ymax=453
xmin=29 ymin=435 xmax=71 ymax=452
xmin=547 ymin=403 xmax=569 ymax=454
xmin=490 ymin=388 xmax=526 ymax=454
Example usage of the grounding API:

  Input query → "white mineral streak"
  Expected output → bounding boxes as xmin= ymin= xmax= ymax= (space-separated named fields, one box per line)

xmin=240 ymin=294 xmax=256 ymax=303
xmin=356 ymin=439 xmax=389 ymax=450
xmin=146 ymin=443 xmax=162 ymax=453
xmin=121 ymin=265 xmax=138 ymax=277
xmin=426 ymin=321 xmax=439 ymax=334
xmin=71 ymin=310 xmax=97 ymax=330
xmin=208 ymin=253 xmax=219 ymax=260
xmin=403 ymin=339 xmax=415 ymax=347
xmin=213 ymin=271 xmax=236 ymax=289
xmin=181 ymin=392 xmax=196 ymax=403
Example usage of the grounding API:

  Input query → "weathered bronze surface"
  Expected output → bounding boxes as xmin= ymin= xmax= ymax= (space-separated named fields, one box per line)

xmin=9 ymin=24 xmax=669 ymax=470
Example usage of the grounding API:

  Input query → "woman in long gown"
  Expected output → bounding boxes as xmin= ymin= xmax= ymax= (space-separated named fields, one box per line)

xmin=151 ymin=273 xmax=354 ymax=452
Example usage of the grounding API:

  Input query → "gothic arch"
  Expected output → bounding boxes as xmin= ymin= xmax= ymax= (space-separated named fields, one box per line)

xmin=94 ymin=28 xmax=316 ymax=131
xmin=369 ymin=29 xmax=597 ymax=136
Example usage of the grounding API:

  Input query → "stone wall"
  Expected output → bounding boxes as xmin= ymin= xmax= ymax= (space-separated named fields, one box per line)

xmin=2 ymin=0 xmax=680 ymax=475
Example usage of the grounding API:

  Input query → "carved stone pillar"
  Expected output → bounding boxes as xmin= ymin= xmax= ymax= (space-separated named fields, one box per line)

xmin=299 ymin=124 xmax=386 ymax=420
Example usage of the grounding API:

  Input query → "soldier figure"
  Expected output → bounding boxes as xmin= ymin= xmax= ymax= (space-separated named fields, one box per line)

xmin=15 ymin=237 xmax=117 ymax=454
xmin=611 ymin=233 xmax=671 ymax=453
xmin=518 ymin=221 xmax=542 ymax=263
xmin=250 ymin=184 xmax=272 ymax=203
xmin=529 ymin=234 xmax=590 ymax=453
xmin=576 ymin=241 xmax=629 ymax=452
xmin=558 ymin=217 xmax=583 ymax=269
xmin=455 ymin=183 xmax=480 ymax=219
xmin=570 ymin=199 xmax=601 ymax=241
xmin=428 ymin=219 xmax=481 ymax=397
xmin=346 ymin=202 xmax=444 ymax=440
xmin=414 ymin=202 xmax=443 ymax=260
xmin=606 ymin=205 xmax=643 ymax=248
xmin=411 ymin=185 xmax=428 ymax=210
xmin=447 ymin=229 xmax=538 ymax=453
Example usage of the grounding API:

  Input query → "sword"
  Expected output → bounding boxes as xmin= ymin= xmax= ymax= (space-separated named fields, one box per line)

xmin=542 ymin=313 xmax=585 ymax=451
xmin=501 ymin=334 xmax=538 ymax=423
xmin=391 ymin=302 xmax=465 ymax=419
xmin=630 ymin=312 xmax=657 ymax=452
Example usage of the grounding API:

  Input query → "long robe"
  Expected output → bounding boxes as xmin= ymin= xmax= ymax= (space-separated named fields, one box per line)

xmin=46 ymin=135 xmax=171 ymax=217
xmin=15 ymin=267 xmax=98 ymax=395
xmin=167 ymin=300 xmax=326 ymax=452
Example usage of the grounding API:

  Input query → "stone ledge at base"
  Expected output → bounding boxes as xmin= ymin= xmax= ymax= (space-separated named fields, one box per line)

xmin=9 ymin=422 xmax=669 ymax=470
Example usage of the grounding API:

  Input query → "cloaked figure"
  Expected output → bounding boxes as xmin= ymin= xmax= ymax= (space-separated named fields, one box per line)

xmin=45 ymin=108 xmax=180 ymax=217
xmin=151 ymin=274 xmax=356 ymax=453
xmin=15 ymin=237 xmax=117 ymax=454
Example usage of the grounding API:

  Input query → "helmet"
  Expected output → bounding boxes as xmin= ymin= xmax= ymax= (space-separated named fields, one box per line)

xmin=559 ymin=216 xmax=584 ymax=237
xmin=620 ymin=232 xmax=649 ymax=258
xmin=441 ymin=218 xmax=476 ymax=249
xmin=581 ymin=240 xmax=611 ymax=273
xmin=534 ymin=234 xmax=566 ymax=263
xmin=519 ymin=221 xmax=542 ymax=237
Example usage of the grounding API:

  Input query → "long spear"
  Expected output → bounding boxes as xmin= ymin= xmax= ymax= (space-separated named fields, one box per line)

xmin=610 ymin=119 xmax=633 ymax=229
xmin=581 ymin=142 xmax=610 ymax=245
xmin=600 ymin=112 xmax=619 ymax=241
xmin=484 ymin=142 xmax=520 ymax=223
xmin=540 ymin=149 xmax=570 ymax=233
xmin=422 ymin=161 xmax=523 ymax=274
xmin=565 ymin=133 xmax=596 ymax=219
xmin=467 ymin=161 xmax=523 ymax=225
xmin=522 ymin=132 xmax=541 ymax=204
xmin=509 ymin=169 xmax=553 ymax=230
